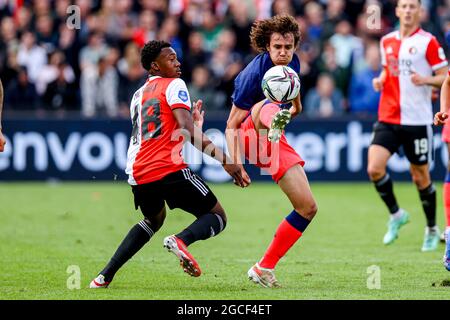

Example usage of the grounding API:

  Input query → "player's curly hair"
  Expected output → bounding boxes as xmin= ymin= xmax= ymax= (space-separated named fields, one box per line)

xmin=141 ymin=40 xmax=171 ymax=71
xmin=250 ymin=15 xmax=301 ymax=53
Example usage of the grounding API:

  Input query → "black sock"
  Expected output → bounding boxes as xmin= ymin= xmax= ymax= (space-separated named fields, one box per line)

xmin=373 ymin=174 xmax=399 ymax=214
xmin=100 ymin=220 xmax=154 ymax=282
xmin=176 ymin=213 xmax=226 ymax=246
xmin=419 ymin=183 xmax=436 ymax=227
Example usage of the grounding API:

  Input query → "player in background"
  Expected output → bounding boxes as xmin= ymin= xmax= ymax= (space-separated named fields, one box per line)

xmin=0 ymin=79 xmax=5 ymax=152
xmin=434 ymin=70 xmax=450 ymax=269
xmin=225 ymin=15 xmax=317 ymax=288
xmin=89 ymin=40 xmax=246 ymax=288
xmin=369 ymin=0 xmax=448 ymax=251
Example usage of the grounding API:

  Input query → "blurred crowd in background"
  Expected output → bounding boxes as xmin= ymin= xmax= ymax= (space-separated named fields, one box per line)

xmin=0 ymin=0 xmax=449 ymax=119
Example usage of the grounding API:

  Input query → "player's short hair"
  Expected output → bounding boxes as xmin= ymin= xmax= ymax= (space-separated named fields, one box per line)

xmin=397 ymin=0 xmax=421 ymax=5
xmin=141 ymin=40 xmax=171 ymax=71
xmin=250 ymin=15 xmax=301 ymax=53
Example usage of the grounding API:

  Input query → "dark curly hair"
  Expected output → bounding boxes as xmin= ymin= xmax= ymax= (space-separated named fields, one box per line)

xmin=250 ymin=15 xmax=301 ymax=53
xmin=141 ymin=40 xmax=171 ymax=71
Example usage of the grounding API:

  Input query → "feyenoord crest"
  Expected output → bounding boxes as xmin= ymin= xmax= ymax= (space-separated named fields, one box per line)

xmin=409 ymin=46 xmax=417 ymax=55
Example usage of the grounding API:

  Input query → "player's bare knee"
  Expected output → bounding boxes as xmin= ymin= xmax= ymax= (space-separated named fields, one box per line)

xmin=295 ymin=201 xmax=317 ymax=220
xmin=367 ymin=166 xmax=384 ymax=181
xmin=410 ymin=169 xmax=429 ymax=189
xmin=306 ymin=202 xmax=318 ymax=219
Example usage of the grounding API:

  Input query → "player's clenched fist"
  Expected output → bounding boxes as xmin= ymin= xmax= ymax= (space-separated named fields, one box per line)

xmin=434 ymin=111 xmax=448 ymax=126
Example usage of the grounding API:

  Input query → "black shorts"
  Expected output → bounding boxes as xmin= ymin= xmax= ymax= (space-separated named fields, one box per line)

xmin=371 ymin=121 xmax=433 ymax=165
xmin=131 ymin=167 xmax=218 ymax=219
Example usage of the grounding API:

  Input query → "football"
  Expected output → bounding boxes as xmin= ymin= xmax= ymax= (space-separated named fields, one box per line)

xmin=261 ymin=65 xmax=301 ymax=104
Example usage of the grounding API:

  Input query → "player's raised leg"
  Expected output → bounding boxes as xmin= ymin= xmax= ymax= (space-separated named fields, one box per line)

xmin=248 ymin=164 xmax=317 ymax=288
xmin=368 ymin=144 xmax=409 ymax=245
xmin=258 ymin=102 xmax=291 ymax=143
xmin=90 ymin=206 xmax=166 ymax=288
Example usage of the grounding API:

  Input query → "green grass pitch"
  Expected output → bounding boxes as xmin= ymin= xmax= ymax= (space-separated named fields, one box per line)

xmin=1 ymin=181 xmax=450 ymax=300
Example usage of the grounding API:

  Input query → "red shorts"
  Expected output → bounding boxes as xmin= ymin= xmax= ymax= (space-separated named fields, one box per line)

xmin=443 ymin=122 xmax=450 ymax=143
xmin=239 ymin=114 xmax=305 ymax=183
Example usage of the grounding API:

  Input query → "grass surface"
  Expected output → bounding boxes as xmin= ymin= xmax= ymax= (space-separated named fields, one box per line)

xmin=1 ymin=182 xmax=450 ymax=300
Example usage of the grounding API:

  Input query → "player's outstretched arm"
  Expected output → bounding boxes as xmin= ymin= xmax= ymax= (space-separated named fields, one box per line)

xmin=435 ymin=73 xmax=450 ymax=126
xmin=173 ymin=108 xmax=247 ymax=187
xmin=225 ymin=104 xmax=252 ymax=187
xmin=0 ymin=79 xmax=5 ymax=152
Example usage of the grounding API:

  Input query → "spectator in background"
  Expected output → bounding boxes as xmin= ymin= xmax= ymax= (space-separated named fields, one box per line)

xmin=329 ymin=20 xmax=364 ymax=72
xmin=226 ymin=0 xmax=253 ymax=57
xmin=5 ymin=67 xmax=39 ymax=111
xmin=199 ymin=9 xmax=224 ymax=53
xmin=132 ymin=10 xmax=158 ymax=48
xmin=181 ymin=31 xmax=209 ymax=83
xmin=54 ymin=0 xmax=72 ymax=27
xmin=42 ymin=62 xmax=79 ymax=116
xmin=16 ymin=6 xmax=33 ymax=34
xmin=58 ymin=25 xmax=80 ymax=80
xmin=2 ymin=47 xmax=21 ymax=88
xmin=272 ymin=0 xmax=296 ymax=16
xmin=33 ymin=0 xmax=52 ymax=17
xmin=209 ymin=29 xmax=243 ymax=105
xmin=81 ymin=54 xmax=119 ymax=118
xmin=17 ymin=31 xmax=47 ymax=84
xmin=74 ymin=0 xmax=94 ymax=45
xmin=36 ymin=50 xmax=75 ymax=96
xmin=158 ymin=16 xmax=183 ymax=60
xmin=0 ymin=16 xmax=19 ymax=84
xmin=188 ymin=65 xmax=226 ymax=111
xmin=141 ymin=0 xmax=168 ymax=25
xmin=322 ymin=0 xmax=348 ymax=40
xmin=348 ymin=41 xmax=381 ymax=116
xmin=117 ymin=42 xmax=146 ymax=115
xmin=304 ymin=1 xmax=324 ymax=44
xmin=317 ymin=41 xmax=348 ymax=95
xmin=105 ymin=0 xmax=136 ymax=47
xmin=79 ymin=31 xmax=109 ymax=71
xmin=35 ymin=13 xmax=58 ymax=53
xmin=304 ymin=73 xmax=344 ymax=118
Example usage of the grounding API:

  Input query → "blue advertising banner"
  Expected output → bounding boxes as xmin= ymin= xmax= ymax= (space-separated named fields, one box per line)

xmin=0 ymin=118 xmax=448 ymax=182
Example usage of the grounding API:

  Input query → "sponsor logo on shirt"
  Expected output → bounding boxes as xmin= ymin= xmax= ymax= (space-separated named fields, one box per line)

xmin=178 ymin=90 xmax=188 ymax=102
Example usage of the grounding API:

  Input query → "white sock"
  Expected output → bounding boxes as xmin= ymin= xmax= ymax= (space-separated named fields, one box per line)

xmin=427 ymin=225 xmax=439 ymax=233
xmin=391 ymin=209 xmax=403 ymax=220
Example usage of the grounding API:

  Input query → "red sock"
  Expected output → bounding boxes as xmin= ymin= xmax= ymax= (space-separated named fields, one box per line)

xmin=259 ymin=219 xmax=303 ymax=269
xmin=444 ymin=182 xmax=450 ymax=227
xmin=259 ymin=103 xmax=281 ymax=128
